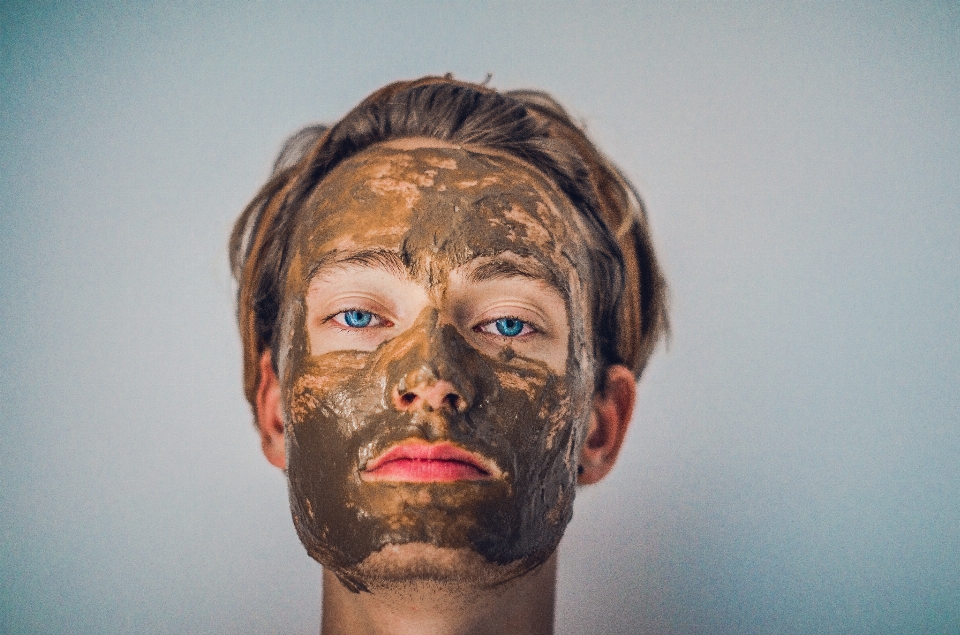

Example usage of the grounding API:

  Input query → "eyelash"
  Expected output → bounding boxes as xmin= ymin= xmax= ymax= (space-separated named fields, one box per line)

xmin=475 ymin=316 xmax=538 ymax=338
xmin=328 ymin=309 xmax=393 ymax=331
xmin=326 ymin=310 xmax=540 ymax=339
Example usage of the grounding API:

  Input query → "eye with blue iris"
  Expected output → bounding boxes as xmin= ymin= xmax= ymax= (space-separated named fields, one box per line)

xmin=342 ymin=309 xmax=373 ymax=328
xmin=332 ymin=309 xmax=388 ymax=330
xmin=476 ymin=315 xmax=534 ymax=338
xmin=494 ymin=317 xmax=525 ymax=337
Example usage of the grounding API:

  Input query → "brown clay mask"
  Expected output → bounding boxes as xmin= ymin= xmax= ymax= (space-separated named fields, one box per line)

xmin=276 ymin=142 xmax=598 ymax=591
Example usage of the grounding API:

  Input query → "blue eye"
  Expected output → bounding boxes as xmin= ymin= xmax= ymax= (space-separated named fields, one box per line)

xmin=494 ymin=317 xmax=525 ymax=337
xmin=342 ymin=310 xmax=373 ymax=328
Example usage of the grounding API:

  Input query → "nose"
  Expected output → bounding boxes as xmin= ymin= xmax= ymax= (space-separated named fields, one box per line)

xmin=393 ymin=367 xmax=468 ymax=413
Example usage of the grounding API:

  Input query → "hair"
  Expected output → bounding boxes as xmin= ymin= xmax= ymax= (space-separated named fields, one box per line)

xmin=230 ymin=75 xmax=669 ymax=414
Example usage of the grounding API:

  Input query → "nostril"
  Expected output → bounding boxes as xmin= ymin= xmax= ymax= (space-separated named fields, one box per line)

xmin=393 ymin=379 xmax=468 ymax=413
xmin=444 ymin=393 xmax=463 ymax=412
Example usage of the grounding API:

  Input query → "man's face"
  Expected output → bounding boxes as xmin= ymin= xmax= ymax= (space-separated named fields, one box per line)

xmin=276 ymin=140 xmax=597 ymax=591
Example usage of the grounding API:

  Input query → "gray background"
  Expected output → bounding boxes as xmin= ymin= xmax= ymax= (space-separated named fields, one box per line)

xmin=2 ymin=2 xmax=958 ymax=633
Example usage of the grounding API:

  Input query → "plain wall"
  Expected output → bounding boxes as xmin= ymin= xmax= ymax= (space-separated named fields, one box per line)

xmin=2 ymin=2 xmax=958 ymax=633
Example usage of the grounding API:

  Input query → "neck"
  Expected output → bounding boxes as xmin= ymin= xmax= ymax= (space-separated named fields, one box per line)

xmin=320 ymin=552 xmax=557 ymax=635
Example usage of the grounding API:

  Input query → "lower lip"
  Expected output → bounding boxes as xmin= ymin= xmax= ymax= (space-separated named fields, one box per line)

xmin=363 ymin=459 xmax=490 ymax=482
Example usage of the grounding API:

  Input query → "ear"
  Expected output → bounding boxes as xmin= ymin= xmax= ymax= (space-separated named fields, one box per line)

xmin=256 ymin=351 xmax=286 ymax=470
xmin=577 ymin=364 xmax=636 ymax=485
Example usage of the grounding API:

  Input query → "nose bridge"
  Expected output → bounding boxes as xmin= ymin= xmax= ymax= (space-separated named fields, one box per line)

xmin=387 ymin=308 xmax=476 ymax=412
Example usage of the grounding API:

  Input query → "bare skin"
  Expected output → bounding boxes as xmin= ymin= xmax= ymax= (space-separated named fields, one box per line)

xmin=321 ymin=550 xmax=557 ymax=635
xmin=254 ymin=138 xmax=637 ymax=634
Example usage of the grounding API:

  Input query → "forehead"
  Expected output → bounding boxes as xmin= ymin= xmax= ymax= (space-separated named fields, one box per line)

xmin=288 ymin=142 xmax=590 ymax=291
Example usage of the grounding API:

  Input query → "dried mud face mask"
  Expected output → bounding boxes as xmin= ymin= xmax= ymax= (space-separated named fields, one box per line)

xmin=276 ymin=143 xmax=598 ymax=592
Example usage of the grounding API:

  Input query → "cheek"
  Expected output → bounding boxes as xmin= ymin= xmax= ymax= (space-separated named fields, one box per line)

xmin=286 ymin=351 xmax=377 ymax=436
xmin=289 ymin=371 xmax=341 ymax=426
xmin=489 ymin=363 xmax=584 ymax=476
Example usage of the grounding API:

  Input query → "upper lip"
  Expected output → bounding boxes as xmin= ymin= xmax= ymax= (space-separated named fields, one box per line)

xmin=361 ymin=441 xmax=501 ymax=478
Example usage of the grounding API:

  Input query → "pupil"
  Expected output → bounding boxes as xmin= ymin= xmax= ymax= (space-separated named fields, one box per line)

xmin=344 ymin=310 xmax=372 ymax=328
xmin=495 ymin=318 xmax=523 ymax=337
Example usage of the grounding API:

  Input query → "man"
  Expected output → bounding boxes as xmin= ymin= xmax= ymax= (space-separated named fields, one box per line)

xmin=230 ymin=76 xmax=668 ymax=634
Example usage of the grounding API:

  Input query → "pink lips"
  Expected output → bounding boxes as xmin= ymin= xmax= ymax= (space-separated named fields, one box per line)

xmin=361 ymin=441 xmax=499 ymax=483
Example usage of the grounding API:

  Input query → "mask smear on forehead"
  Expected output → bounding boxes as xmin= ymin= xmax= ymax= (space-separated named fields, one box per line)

xmin=278 ymin=144 xmax=597 ymax=592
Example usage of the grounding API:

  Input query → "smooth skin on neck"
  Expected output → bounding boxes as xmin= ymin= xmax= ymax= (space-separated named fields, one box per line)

xmin=321 ymin=550 xmax=557 ymax=635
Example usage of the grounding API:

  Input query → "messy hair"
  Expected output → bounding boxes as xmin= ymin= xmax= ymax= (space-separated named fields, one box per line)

xmin=229 ymin=75 xmax=668 ymax=412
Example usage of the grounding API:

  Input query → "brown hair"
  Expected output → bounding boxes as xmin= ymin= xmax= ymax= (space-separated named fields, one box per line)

xmin=229 ymin=75 xmax=668 ymax=412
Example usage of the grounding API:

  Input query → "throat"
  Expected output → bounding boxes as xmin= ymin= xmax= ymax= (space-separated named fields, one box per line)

xmin=320 ymin=547 xmax=558 ymax=635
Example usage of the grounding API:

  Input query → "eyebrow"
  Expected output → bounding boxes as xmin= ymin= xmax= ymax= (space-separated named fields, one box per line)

xmin=308 ymin=249 xmax=569 ymax=299
xmin=465 ymin=258 xmax=567 ymax=298
xmin=308 ymin=248 xmax=408 ymax=280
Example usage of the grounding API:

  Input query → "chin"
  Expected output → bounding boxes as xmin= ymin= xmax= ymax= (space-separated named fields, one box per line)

xmin=343 ymin=543 xmax=539 ymax=593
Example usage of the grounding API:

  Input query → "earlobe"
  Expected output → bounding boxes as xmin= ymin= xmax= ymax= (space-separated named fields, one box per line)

xmin=577 ymin=364 xmax=636 ymax=485
xmin=256 ymin=351 xmax=286 ymax=470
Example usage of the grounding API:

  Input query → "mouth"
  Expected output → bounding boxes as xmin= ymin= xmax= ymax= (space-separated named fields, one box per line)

xmin=361 ymin=441 xmax=500 ymax=483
